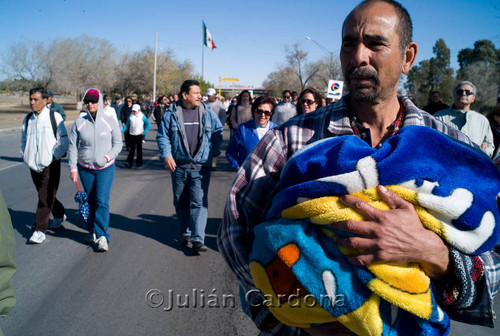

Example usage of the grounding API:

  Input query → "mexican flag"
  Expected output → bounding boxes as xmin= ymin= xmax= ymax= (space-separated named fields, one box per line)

xmin=203 ymin=22 xmax=216 ymax=50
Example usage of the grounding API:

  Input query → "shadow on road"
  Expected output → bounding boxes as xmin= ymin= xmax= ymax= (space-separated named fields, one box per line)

xmin=0 ymin=156 xmax=23 ymax=163
xmin=8 ymin=208 xmax=90 ymax=244
xmin=9 ymin=207 xmax=222 ymax=255
xmin=125 ymin=213 xmax=221 ymax=256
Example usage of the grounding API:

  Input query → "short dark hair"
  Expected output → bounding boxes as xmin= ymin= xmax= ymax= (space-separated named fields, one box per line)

xmin=251 ymin=96 xmax=277 ymax=117
xmin=296 ymin=87 xmax=324 ymax=115
xmin=29 ymin=88 xmax=49 ymax=99
xmin=237 ymin=90 xmax=252 ymax=106
xmin=103 ymin=94 xmax=109 ymax=100
xmin=180 ymin=80 xmax=200 ymax=96
xmin=345 ymin=0 xmax=412 ymax=55
xmin=282 ymin=90 xmax=291 ymax=96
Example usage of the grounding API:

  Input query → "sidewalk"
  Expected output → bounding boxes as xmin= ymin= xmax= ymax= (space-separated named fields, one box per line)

xmin=0 ymin=105 xmax=80 ymax=135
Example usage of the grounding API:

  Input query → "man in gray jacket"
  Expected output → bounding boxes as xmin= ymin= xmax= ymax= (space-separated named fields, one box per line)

xmin=21 ymin=88 xmax=69 ymax=244
xmin=157 ymin=80 xmax=223 ymax=252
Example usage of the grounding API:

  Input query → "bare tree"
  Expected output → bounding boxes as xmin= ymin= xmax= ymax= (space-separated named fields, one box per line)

xmin=1 ymin=41 xmax=49 ymax=87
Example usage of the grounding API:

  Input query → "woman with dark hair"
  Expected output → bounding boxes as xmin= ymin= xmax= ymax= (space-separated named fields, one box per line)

xmin=226 ymin=96 xmax=277 ymax=170
xmin=487 ymin=104 xmax=500 ymax=158
xmin=120 ymin=96 xmax=134 ymax=150
xmin=68 ymin=89 xmax=122 ymax=252
xmin=228 ymin=90 xmax=252 ymax=131
xmin=153 ymin=95 xmax=169 ymax=128
xmin=296 ymin=87 xmax=323 ymax=115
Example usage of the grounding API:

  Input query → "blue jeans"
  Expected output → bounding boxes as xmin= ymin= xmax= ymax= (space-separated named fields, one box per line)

xmin=78 ymin=164 xmax=115 ymax=242
xmin=171 ymin=166 xmax=211 ymax=244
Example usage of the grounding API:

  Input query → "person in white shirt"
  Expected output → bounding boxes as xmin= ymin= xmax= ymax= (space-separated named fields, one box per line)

xmin=121 ymin=104 xmax=150 ymax=168
xmin=21 ymin=88 xmax=69 ymax=244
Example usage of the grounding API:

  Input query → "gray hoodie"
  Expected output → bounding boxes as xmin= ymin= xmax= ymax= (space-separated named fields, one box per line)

xmin=68 ymin=88 xmax=122 ymax=173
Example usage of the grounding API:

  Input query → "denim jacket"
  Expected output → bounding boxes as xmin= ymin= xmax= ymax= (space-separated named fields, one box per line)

xmin=157 ymin=101 xmax=223 ymax=166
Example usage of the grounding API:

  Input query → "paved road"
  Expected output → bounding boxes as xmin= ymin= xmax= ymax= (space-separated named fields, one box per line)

xmin=0 ymin=125 xmax=498 ymax=335
xmin=0 ymin=127 xmax=257 ymax=336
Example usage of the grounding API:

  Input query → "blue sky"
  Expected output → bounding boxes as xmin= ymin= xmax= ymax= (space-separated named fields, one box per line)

xmin=0 ymin=0 xmax=499 ymax=89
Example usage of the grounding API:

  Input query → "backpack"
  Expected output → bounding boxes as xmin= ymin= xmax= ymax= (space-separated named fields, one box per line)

xmin=25 ymin=110 xmax=67 ymax=157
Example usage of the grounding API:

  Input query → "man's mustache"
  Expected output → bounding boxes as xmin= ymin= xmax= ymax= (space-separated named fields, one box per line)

xmin=346 ymin=67 xmax=380 ymax=85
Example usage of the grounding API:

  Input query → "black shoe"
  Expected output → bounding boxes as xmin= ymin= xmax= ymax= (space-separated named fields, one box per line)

xmin=180 ymin=236 xmax=191 ymax=247
xmin=124 ymin=162 xmax=131 ymax=169
xmin=192 ymin=241 xmax=207 ymax=252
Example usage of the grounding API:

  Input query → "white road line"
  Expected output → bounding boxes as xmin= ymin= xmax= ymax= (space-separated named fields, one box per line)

xmin=0 ymin=162 xmax=23 ymax=172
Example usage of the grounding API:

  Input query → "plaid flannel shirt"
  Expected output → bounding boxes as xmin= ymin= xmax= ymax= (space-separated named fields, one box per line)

xmin=218 ymin=95 xmax=500 ymax=335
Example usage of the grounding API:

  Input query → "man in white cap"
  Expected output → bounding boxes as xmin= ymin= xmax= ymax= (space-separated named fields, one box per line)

xmin=204 ymin=88 xmax=226 ymax=126
xmin=204 ymin=88 xmax=227 ymax=170
xmin=122 ymin=104 xmax=150 ymax=168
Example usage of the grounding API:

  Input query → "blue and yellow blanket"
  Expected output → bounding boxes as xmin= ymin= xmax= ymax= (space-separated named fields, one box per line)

xmin=249 ymin=125 xmax=500 ymax=335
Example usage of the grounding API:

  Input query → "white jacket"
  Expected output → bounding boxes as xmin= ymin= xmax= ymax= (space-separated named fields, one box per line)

xmin=21 ymin=107 xmax=69 ymax=172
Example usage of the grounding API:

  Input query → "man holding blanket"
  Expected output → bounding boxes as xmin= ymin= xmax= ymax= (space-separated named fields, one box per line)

xmin=218 ymin=0 xmax=500 ymax=335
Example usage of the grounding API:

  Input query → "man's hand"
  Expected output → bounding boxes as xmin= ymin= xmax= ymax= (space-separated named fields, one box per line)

xmin=164 ymin=157 xmax=176 ymax=172
xmin=70 ymin=172 xmax=78 ymax=183
xmin=330 ymin=185 xmax=450 ymax=280
xmin=481 ymin=141 xmax=488 ymax=150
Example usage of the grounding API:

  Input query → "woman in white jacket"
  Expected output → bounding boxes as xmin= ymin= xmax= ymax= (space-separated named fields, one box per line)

xmin=68 ymin=88 xmax=122 ymax=252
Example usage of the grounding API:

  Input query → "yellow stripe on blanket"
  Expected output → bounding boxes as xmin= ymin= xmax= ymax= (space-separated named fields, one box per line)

xmin=281 ymin=185 xmax=440 ymax=320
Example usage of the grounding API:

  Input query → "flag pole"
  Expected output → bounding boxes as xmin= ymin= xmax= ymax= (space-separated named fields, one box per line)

xmin=153 ymin=32 xmax=158 ymax=103
xmin=202 ymin=21 xmax=205 ymax=80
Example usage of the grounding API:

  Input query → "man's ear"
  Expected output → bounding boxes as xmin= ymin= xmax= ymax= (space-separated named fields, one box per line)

xmin=402 ymin=42 xmax=418 ymax=74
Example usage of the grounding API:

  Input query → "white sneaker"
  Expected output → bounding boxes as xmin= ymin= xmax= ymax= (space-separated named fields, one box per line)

xmin=50 ymin=214 xmax=67 ymax=229
xmin=84 ymin=233 xmax=96 ymax=244
xmin=96 ymin=236 xmax=109 ymax=252
xmin=29 ymin=231 xmax=46 ymax=244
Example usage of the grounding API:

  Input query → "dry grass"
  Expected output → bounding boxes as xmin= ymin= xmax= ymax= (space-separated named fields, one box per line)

xmin=0 ymin=94 xmax=80 ymax=130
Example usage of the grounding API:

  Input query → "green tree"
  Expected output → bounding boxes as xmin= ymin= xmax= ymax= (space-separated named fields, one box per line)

xmin=457 ymin=40 xmax=500 ymax=112
xmin=405 ymin=39 xmax=454 ymax=107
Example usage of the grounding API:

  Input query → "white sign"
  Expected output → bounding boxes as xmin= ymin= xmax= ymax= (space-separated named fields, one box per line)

xmin=327 ymin=80 xmax=343 ymax=99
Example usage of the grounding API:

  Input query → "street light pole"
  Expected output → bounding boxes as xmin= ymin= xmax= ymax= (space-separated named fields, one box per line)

xmin=305 ymin=36 xmax=335 ymax=79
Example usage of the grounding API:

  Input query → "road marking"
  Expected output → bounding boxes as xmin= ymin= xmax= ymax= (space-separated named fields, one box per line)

xmin=0 ymin=162 xmax=23 ymax=172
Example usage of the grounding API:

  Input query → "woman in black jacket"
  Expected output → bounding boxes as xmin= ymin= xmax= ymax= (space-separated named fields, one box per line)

xmin=153 ymin=95 xmax=169 ymax=128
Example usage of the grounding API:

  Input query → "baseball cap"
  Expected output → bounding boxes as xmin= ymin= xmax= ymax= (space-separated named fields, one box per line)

xmin=47 ymin=91 xmax=54 ymax=97
xmin=206 ymin=88 xmax=216 ymax=96
xmin=132 ymin=104 xmax=141 ymax=112
xmin=114 ymin=95 xmax=121 ymax=100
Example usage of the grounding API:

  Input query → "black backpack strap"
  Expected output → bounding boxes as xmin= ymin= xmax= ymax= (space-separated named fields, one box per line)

xmin=25 ymin=110 xmax=58 ymax=139
xmin=24 ymin=112 xmax=34 ymax=131
xmin=49 ymin=110 xmax=57 ymax=138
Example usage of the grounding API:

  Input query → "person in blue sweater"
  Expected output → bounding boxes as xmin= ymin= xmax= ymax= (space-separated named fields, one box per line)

xmin=122 ymin=104 xmax=150 ymax=168
xmin=226 ymin=96 xmax=277 ymax=170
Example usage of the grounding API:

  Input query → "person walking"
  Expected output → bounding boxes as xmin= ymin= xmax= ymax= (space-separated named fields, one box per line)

xmin=228 ymin=90 xmax=252 ymax=132
xmin=226 ymin=96 xmax=277 ymax=170
xmin=157 ymin=80 xmax=223 ymax=252
xmin=122 ymin=104 xmax=150 ymax=168
xmin=271 ymin=90 xmax=297 ymax=125
xmin=121 ymin=96 xmax=134 ymax=151
xmin=296 ymin=87 xmax=324 ymax=115
xmin=21 ymin=88 xmax=69 ymax=244
xmin=47 ymin=91 xmax=66 ymax=121
xmin=68 ymin=89 xmax=122 ymax=252
xmin=153 ymin=95 xmax=169 ymax=128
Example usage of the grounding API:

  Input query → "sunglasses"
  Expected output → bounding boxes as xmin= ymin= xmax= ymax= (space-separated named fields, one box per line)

xmin=456 ymin=89 xmax=474 ymax=96
xmin=256 ymin=109 xmax=272 ymax=116
xmin=84 ymin=98 xmax=99 ymax=104
xmin=283 ymin=95 xmax=291 ymax=99
xmin=301 ymin=99 xmax=316 ymax=105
